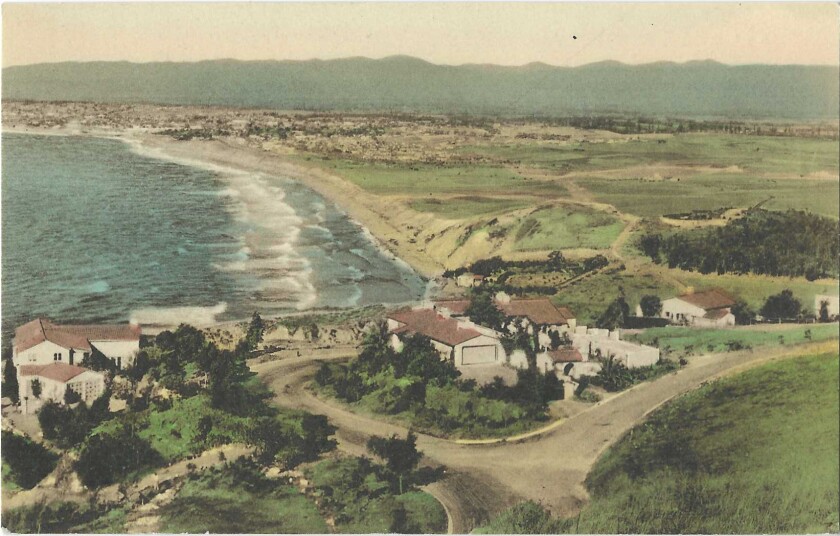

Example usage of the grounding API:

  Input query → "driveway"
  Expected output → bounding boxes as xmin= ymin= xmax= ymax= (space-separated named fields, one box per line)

xmin=252 ymin=339 xmax=838 ymax=532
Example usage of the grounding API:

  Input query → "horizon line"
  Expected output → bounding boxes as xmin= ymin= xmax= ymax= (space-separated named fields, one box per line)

xmin=4 ymin=54 xmax=839 ymax=70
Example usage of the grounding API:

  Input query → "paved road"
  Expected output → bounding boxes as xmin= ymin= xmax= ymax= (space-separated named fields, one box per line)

xmin=252 ymin=339 xmax=838 ymax=532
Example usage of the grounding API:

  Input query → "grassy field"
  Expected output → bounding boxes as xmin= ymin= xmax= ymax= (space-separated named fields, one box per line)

xmin=303 ymin=156 xmax=564 ymax=197
xmin=672 ymin=271 xmax=839 ymax=313
xmin=512 ymin=205 xmax=624 ymax=251
xmin=555 ymin=269 xmax=680 ymax=325
xmin=565 ymin=352 xmax=839 ymax=534
xmin=579 ymin=174 xmax=840 ymax=219
xmin=409 ymin=196 xmax=530 ymax=218
xmin=160 ymin=463 xmax=328 ymax=533
xmin=627 ymin=324 xmax=839 ymax=356
xmin=461 ymin=134 xmax=839 ymax=177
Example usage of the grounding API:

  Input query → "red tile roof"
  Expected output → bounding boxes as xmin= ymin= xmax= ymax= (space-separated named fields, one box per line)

xmin=18 ymin=363 xmax=91 ymax=383
xmin=677 ymin=288 xmax=736 ymax=311
xmin=434 ymin=300 xmax=471 ymax=315
xmin=389 ymin=309 xmax=482 ymax=346
xmin=435 ymin=298 xmax=575 ymax=326
xmin=14 ymin=318 xmax=141 ymax=354
xmin=548 ymin=347 xmax=584 ymax=363
xmin=498 ymin=298 xmax=575 ymax=326
xmin=703 ymin=308 xmax=732 ymax=320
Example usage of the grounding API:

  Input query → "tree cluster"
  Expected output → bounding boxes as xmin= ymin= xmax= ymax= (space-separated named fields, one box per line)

xmin=38 ymin=390 xmax=112 ymax=448
xmin=640 ymin=210 xmax=839 ymax=280
xmin=1 ymin=431 xmax=59 ymax=489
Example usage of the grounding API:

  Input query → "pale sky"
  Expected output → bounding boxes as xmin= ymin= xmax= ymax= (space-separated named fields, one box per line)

xmin=3 ymin=2 xmax=839 ymax=68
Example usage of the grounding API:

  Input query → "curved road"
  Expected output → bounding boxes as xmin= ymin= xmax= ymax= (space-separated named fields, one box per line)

xmin=252 ymin=339 xmax=837 ymax=533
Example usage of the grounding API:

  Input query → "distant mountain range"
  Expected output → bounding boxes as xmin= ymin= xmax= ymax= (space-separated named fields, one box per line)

xmin=3 ymin=56 xmax=838 ymax=119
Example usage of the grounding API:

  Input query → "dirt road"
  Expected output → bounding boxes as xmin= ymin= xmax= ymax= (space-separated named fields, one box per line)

xmin=252 ymin=340 xmax=838 ymax=532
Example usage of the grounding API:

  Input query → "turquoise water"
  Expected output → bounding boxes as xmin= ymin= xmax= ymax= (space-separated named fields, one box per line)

xmin=1 ymin=133 xmax=425 ymax=340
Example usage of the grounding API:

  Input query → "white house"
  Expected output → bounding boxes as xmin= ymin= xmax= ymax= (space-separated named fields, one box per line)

xmin=12 ymin=318 xmax=141 ymax=370
xmin=660 ymin=288 xmax=736 ymax=327
xmin=572 ymin=326 xmax=661 ymax=369
xmin=17 ymin=363 xmax=106 ymax=414
xmin=387 ymin=308 xmax=505 ymax=366
xmin=814 ymin=294 xmax=839 ymax=319
xmin=456 ymin=273 xmax=485 ymax=288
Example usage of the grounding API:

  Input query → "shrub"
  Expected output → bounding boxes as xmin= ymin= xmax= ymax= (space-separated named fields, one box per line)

xmin=1 ymin=431 xmax=59 ymax=489
xmin=75 ymin=424 xmax=161 ymax=488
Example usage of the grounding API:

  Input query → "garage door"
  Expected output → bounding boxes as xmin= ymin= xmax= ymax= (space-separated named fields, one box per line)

xmin=461 ymin=345 xmax=497 ymax=365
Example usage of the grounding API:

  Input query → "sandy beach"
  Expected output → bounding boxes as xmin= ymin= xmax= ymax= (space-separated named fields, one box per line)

xmin=3 ymin=124 xmax=445 ymax=282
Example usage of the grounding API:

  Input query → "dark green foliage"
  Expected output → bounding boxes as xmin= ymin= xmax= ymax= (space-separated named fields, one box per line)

xmin=639 ymin=295 xmax=662 ymax=317
xmin=63 ymin=387 xmax=81 ymax=405
xmin=731 ymin=301 xmax=756 ymax=325
xmin=475 ymin=500 xmax=563 ymax=534
xmin=245 ymin=312 xmax=265 ymax=352
xmin=248 ymin=414 xmax=336 ymax=468
xmin=126 ymin=350 xmax=151 ymax=383
xmin=642 ymin=210 xmax=839 ymax=279
xmin=597 ymin=296 xmax=630 ymax=330
xmin=1 ymin=501 xmax=120 ymax=534
xmin=465 ymin=290 xmax=506 ymax=330
xmin=1 ymin=431 xmax=59 ymax=489
xmin=760 ymin=289 xmax=802 ymax=320
xmin=366 ymin=431 xmax=422 ymax=494
xmin=591 ymin=354 xmax=634 ymax=392
xmin=395 ymin=334 xmax=460 ymax=385
xmin=84 ymin=347 xmax=117 ymax=372
xmin=75 ymin=422 xmax=161 ymax=488
xmin=3 ymin=357 xmax=19 ymax=404
xmin=38 ymin=391 xmax=112 ymax=448
xmin=819 ymin=300 xmax=832 ymax=322
xmin=30 ymin=378 xmax=42 ymax=399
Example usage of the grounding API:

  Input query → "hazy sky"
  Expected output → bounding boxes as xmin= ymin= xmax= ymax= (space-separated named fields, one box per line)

xmin=3 ymin=2 xmax=839 ymax=68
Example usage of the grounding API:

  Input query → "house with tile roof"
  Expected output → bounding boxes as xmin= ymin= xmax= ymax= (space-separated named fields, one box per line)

xmin=12 ymin=318 xmax=141 ymax=370
xmin=435 ymin=295 xmax=576 ymax=330
xmin=17 ymin=363 xmax=106 ymax=414
xmin=660 ymin=288 xmax=737 ymax=327
xmin=386 ymin=308 xmax=505 ymax=366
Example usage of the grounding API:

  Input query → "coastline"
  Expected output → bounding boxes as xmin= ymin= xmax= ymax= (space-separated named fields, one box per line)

xmin=3 ymin=124 xmax=444 ymax=281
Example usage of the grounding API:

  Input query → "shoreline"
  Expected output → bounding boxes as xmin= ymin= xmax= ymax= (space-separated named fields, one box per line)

xmin=3 ymin=125 xmax=440 ymax=332
xmin=4 ymin=125 xmax=443 ymax=280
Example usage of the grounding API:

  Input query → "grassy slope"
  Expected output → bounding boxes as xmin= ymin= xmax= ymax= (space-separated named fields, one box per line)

xmin=627 ymin=324 xmax=839 ymax=355
xmin=410 ymin=196 xmax=531 ymax=218
xmin=160 ymin=472 xmax=327 ymax=533
xmin=570 ymin=352 xmax=839 ymax=534
xmin=512 ymin=205 xmax=624 ymax=251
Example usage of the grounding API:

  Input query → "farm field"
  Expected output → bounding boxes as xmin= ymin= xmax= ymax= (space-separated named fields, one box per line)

xmin=564 ymin=352 xmax=839 ymax=534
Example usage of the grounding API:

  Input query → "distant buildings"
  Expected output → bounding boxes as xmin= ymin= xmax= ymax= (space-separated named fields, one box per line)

xmin=660 ymin=288 xmax=736 ymax=327
xmin=12 ymin=318 xmax=141 ymax=413
xmin=389 ymin=293 xmax=659 ymax=384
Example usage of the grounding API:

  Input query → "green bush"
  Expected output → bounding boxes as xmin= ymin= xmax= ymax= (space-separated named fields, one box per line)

xmin=1 ymin=431 xmax=58 ymax=489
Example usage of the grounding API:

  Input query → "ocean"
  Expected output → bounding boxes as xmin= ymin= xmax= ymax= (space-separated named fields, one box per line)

xmin=1 ymin=133 xmax=426 ymax=340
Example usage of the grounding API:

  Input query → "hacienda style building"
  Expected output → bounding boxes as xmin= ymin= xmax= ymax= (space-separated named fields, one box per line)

xmin=660 ymin=288 xmax=737 ymax=327
xmin=387 ymin=294 xmax=660 ymax=383
xmin=12 ymin=318 xmax=141 ymax=413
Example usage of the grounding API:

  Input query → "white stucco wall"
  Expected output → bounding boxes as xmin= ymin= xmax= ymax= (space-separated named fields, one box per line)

xmin=13 ymin=340 xmax=74 ymax=367
xmin=661 ymin=298 xmax=707 ymax=324
xmin=89 ymin=339 xmax=140 ymax=368
xmin=454 ymin=335 xmax=505 ymax=366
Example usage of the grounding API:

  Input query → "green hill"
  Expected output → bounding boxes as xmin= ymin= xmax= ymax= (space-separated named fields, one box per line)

xmin=3 ymin=57 xmax=838 ymax=119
